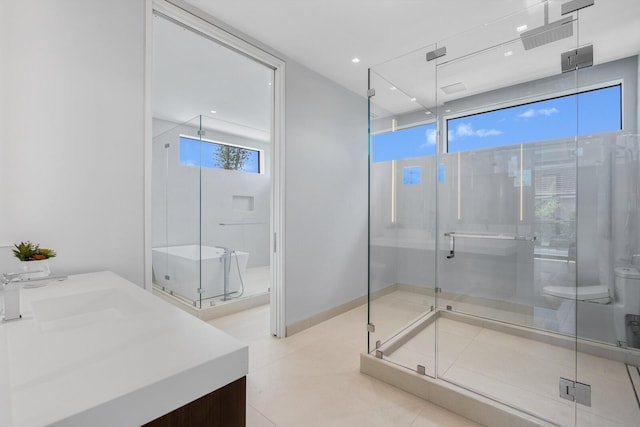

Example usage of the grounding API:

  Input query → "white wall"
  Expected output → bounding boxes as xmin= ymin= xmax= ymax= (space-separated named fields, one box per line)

xmin=2 ymin=0 xmax=370 ymax=331
xmin=285 ymin=61 xmax=368 ymax=326
xmin=1 ymin=0 xmax=145 ymax=284
xmin=0 ymin=0 xmax=7 ymax=253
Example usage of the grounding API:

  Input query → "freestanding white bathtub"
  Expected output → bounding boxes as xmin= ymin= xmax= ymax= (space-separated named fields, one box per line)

xmin=152 ymin=245 xmax=249 ymax=302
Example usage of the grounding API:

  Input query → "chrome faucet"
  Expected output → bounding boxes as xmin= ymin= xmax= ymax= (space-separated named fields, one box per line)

xmin=2 ymin=272 xmax=68 ymax=321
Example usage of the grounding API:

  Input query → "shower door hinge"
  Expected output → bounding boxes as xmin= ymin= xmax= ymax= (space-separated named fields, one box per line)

xmin=164 ymin=143 xmax=170 ymax=149
xmin=197 ymin=130 xmax=205 ymax=136
xmin=435 ymin=287 xmax=442 ymax=294
xmin=367 ymin=323 xmax=375 ymax=333
xmin=164 ymin=275 xmax=170 ymax=280
xmin=559 ymin=377 xmax=591 ymax=406
xmin=426 ymin=46 xmax=446 ymax=62
xmin=367 ymin=88 xmax=376 ymax=97
xmin=561 ymin=0 xmax=595 ymax=15
xmin=561 ymin=44 xmax=593 ymax=73
xmin=417 ymin=365 xmax=426 ymax=375
xmin=375 ymin=349 xmax=384 ymax=359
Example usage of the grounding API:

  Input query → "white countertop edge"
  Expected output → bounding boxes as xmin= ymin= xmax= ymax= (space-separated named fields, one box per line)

xmin=49 ymin=346 xmax=249 ymax=427
xmin=2 ymin=271 xmax=250 ymax=427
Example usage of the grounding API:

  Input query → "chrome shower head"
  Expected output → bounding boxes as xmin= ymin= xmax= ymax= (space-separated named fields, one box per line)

xmin=520 ymin=1 xmax=574 ymax=50
xmin=520 ymin=16 xmax=574 ymax=50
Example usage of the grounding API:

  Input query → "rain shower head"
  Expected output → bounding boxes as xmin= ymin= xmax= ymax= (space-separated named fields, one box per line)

xmin=520 ymin=16 xmax=574 ymax=50
xmin=520 ymin=1 xmax=574 ymax=50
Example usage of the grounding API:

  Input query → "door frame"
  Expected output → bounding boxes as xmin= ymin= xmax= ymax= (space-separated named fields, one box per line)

xmin=144 ymin=0 xmax=286 ymax=337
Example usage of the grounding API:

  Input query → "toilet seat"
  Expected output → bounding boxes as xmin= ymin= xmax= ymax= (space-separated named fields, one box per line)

xmin=543 ymin=285 xmax=611 ymax=304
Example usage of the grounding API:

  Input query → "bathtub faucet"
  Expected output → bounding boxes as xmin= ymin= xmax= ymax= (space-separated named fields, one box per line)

xmin=2 ymin=272 xmax=68 ymax=321
xmin=213 ymin=247 xmax=234 ymax=301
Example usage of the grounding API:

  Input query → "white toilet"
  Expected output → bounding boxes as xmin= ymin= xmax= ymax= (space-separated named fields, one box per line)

xmin=543 ymin=284 xmax=611 ymax=304
xmin=613 ymin=266 xmax=640 ymax=348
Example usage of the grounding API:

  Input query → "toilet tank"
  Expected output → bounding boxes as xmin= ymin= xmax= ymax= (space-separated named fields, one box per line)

xmin=614 ymin=266 xmax=640 ymax=307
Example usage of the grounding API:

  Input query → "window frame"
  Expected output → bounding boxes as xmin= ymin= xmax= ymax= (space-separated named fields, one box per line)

xmin=442 ymin=80 xmax=623 ymax=153
xmin=179 ymin=134 xmax=265 ymax=174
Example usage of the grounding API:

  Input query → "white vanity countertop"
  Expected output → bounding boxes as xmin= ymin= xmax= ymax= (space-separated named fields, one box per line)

xmin=0 ymin=271 xmax=248 ymax=427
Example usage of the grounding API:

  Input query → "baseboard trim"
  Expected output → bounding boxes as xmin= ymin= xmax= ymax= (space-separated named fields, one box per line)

xmin=286 ymin=286 xmax=397 ymax=337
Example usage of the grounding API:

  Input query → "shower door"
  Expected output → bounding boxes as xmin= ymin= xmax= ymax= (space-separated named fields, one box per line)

xmin=367 ymin=44 xmax=438 ymax=375
xmin=434 ymin=3 xmax=581 ymax=425
xmin=151 ymin=116 xmax=204 ymax=306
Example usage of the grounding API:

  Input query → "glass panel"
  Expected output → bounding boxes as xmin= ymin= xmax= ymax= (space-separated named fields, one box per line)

xmin=153 ymin=12 xmax=274 ymax=311
xmin=368 ymin=44 xmax=437 ymax=376
xmin=435 ymin=3 xmax=579 ymax=425
xmin=198 ymin=113 xmax=272 ymax=306
xmin=151 ymin=116 xmax=203 ymax=307
xmin=575 ymin=2 xmax=640 ymax=425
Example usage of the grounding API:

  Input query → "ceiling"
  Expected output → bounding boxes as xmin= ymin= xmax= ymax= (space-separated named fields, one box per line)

xmin=152 ymin=14 xmax=273 ymax=141
xmin=155 ymin=0 xmax=640 ymax=135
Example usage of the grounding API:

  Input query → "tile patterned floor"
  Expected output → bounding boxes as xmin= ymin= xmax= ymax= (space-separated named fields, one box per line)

xmin=208 ymin=304 xmax=480 ymax=427
xmin=377 ymin=291 xmax=640 ymax=427
xmin=209 ymin=289 xmax=640 ymax=426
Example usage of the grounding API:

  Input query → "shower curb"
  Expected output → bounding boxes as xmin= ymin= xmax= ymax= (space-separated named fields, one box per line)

xmin=360 ymin=353 xmax=551 ymax=427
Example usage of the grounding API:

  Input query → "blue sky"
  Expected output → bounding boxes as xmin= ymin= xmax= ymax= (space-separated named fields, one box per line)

xmin=180 ymin=136 xmax=260 ymax=173
xmin=372 ymin=85 xmax=621 ymax=161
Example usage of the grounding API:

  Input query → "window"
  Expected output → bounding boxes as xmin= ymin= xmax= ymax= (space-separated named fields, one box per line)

xmin=179 ymin=136 xmax=261 ymax=173
xmin=403 ymin=166 xmax=421 ymax=185
xmin=446 ymin=84 xmax=622 ymax=153
xmin=371 ymin=123 xmax=436 ymax=162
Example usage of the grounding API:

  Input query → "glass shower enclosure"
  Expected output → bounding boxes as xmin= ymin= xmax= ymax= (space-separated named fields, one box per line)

xmin=152 ymin=115 xmax=272 ymax=309
xmin=366 ymin=1 xmax=640 ymax=426
xmin=151 ymin=12 xmax=274 ymax=311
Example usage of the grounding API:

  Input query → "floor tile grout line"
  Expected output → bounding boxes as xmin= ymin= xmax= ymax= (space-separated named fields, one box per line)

xmin=625 ymin=363 xmax=640 ymax=411
xmin=438 ymin=322 xmax=483 ymax=377
xmin=248 ymin=403 xmax=279 ymax=426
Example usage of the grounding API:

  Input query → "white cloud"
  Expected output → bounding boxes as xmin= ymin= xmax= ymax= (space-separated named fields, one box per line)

xmin=476 ymin=129 xmax=503 ymax=137
xmin=518 ymin=107 xmax=559 ymax=118
xmin=518 ymin=109 xmax=536 ymax=119
xmin=453 ymin=122 xmax=502 ymax=138
xmin=420 ymin=129 xmax=438 ymax=148
xmin=456 ymin=123 xmax=474 ymax=136
xmin=539 ymin=107 xmax=559 ymax=116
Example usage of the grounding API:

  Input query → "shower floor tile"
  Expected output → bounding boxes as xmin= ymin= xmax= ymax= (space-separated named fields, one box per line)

xmin=208 ymin=304 xmax=481 ymax=427
xmin=388 ymin=313 xmax=640 ymax=427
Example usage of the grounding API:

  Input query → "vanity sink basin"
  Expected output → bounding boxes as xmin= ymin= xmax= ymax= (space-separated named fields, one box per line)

xmin=31 ymin=288 xmax=149 ymax=332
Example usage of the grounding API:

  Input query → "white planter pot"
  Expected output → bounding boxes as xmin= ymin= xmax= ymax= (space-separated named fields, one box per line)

xmin=20 ymin=259 xmax=51 ymax=279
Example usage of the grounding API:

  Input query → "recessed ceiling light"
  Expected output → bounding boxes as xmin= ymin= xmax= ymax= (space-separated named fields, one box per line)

xmin=210 ymin=110 xmax=217 ymax=114
xmin=517 ymin=24 xmax=528 ymax=32
xmin=410 ymin=97 xmax=417 ymax=102
xmin=445 ymin=109 xmax=452 ymax=113
xmin=268 ymin=82 xmax=272 ymax=86
xmin=390 ymin=86 xmax=397 ymax=91
xmin=425 ymin=111 xmax=432 ymax=115
xmin=504 ymin=51 xmax=514 ymax=57
xmin=351 ymin=57 xmax=360 ymax=64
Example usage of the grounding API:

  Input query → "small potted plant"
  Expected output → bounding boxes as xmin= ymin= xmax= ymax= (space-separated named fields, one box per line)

xmin=13 ymin=241 xmax=57 ymax=277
